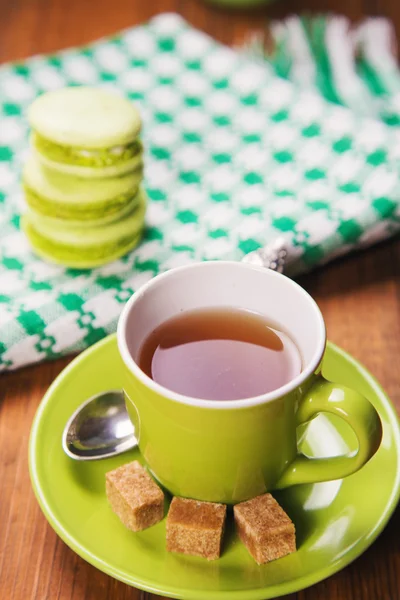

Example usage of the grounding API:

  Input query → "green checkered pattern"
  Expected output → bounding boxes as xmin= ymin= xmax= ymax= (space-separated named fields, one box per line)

xmin=1 ymin=13 xmax=400 ymax=371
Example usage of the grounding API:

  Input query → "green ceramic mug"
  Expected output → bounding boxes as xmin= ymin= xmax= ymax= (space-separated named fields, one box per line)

xmin=117 ymin=261 xmax=382 ymax=504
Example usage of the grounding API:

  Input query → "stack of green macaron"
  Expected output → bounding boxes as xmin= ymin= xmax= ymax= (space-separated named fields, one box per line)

xmin=22 ymin=87 xmax=146 ymax=268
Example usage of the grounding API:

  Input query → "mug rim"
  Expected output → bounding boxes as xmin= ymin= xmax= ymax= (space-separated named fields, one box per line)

xmin=117 ymin=261 xmax=326 ymax=409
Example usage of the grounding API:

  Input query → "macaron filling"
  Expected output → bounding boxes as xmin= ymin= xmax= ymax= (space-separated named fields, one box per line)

xmin=32 ymin=132 xmax=142 ymax=168
xmin=23 ymin=183 xmax=141 ymax=221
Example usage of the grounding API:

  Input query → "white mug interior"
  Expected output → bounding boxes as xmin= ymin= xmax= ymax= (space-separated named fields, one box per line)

xmin=117 ymin=261 xmax=326 ymax=408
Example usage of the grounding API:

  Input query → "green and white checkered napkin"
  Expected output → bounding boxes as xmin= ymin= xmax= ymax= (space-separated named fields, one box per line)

xmin=1 ymin=13 xmax=400 ymax=371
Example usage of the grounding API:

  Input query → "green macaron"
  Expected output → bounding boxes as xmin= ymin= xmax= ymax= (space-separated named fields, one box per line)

xmin=28 ymin=87 xmax=143 ymax=178
xmin=23 ymin=154 xmax=143 ymax=224
xmin=22 ymin=188 xmax=147 ymax=269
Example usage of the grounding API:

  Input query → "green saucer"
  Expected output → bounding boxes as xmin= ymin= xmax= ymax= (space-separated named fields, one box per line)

xmin=29 ymin=336 xmax=400 ymax=600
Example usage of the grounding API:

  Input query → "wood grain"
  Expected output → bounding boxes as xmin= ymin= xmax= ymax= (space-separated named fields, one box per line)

xmin=1 ymin=0 xmax=400 ymax=599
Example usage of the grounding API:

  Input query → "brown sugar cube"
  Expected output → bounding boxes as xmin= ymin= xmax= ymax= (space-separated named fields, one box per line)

xmin=234 ymin=493 xmax=296 ymax=564
xmin=106 ymin=461 xmax=164 ymax=531
xmin=166 ymin=497 xmax=227 ymax=560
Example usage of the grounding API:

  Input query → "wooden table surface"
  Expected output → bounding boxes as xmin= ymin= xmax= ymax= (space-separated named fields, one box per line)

xmin=1 ymin=0 xmax=400 ymax=599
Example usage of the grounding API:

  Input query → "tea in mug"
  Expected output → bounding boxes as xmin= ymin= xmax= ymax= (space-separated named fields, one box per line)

xmin=138 ymin=307 xmax=302 ymax=401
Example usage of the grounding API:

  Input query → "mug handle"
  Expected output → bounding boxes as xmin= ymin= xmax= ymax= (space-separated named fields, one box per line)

xmin=275 ymin=375 xmax=383 ymax=488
